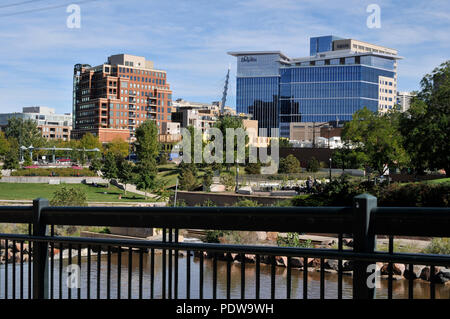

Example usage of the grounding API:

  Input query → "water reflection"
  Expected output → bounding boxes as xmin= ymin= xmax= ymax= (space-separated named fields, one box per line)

xmin=0 ymin=251 xmax=448 ymax=299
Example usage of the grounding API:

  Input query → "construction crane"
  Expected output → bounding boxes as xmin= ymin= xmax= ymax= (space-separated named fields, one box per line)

xmin=220 ymin=64 xmax=231 ymax=114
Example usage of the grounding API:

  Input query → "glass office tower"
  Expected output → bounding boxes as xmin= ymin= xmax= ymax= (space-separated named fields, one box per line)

xmin=279 ymin=56 xmax=395 ymax=136
xmin=229 ymin=52 xmax=288 ymax=136
xmin=229 ymin=36 xmax=400 ymax=137
xmin=310 ymin=35 xmax=343 ymax=56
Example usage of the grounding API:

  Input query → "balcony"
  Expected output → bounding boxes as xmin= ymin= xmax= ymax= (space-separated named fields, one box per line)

xmin=0 ymin=195 xmax=449 ymax=299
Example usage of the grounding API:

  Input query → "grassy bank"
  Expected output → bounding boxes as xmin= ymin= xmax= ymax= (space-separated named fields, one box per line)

xmin=0 ymin=183 xmax=155 ymax=202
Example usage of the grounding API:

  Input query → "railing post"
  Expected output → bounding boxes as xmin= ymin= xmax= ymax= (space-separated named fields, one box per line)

xmin=352 ymin=193 xmax=377 ymax=299
xmin=32 ymin=198 xmax=49 ymax=299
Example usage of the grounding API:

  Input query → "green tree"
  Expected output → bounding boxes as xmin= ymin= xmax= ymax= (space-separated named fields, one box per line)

xmin=101 ymin=152 xmax=119 ymax=186
xmin=342 ymin=107 xmax=409 ymax=176
xmin=89 ymin=157 xmax=103 ymax=172
xmin=104 ymin=137 xmax=129 ymax=158
xmin=245 ymin=161 xmax=262 ymax=174
xmin=0 ymin=132 xmax=9 ymax=159
xmin=5 ymin=117 xmax=45 ymax=148
xmin=399 ymin=61 xmax=450 ymax=176
xmin=278 ymin=154 xmax=301 ymax=174
xmin=135 ymin=120 xmax=160 ymax=163
xmin=202 ymin=168 xmax=213 ymax=191
xmin=179 ymin=167 xmax=198 ymax=191
xmin=79 ymin=133 xmax=102 ymax=161
xmin=306 ymin=157 xmax=320 ymax=173
xmin=278 ymin=138 xmax=292 ymax=148
xmin=331 ymin=143 xmax=367 ymax=172
xmin=214 ymin=115 xmax=248 ymax=169
xmin=134 ymin=161 xmax=158 ymax=199
xmin=23 ymin=151 xmax=33 ymax=166
xmin=117 ymin=158 xmax=135 ymax=194
xmin=3 ymin=138 xmax=19 ymax=170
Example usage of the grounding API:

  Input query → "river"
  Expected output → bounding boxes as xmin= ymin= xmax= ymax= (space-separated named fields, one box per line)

xmin=0 ymin=252 xmax=448 ymax=299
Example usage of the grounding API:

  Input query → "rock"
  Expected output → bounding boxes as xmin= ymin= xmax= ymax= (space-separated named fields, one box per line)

xmin=439 ymin=268 xmax=450 ymax=279
xmin=260 ymin=255 xmax=272 ymax=264
xmin=255 ymin=232 xmax=267 ymax=241
xmin=279 ymin=256 xmax=288 ymax=267
xmin=7 ymin=250 xmax=14 ymax=262
xmin=0 ymin=239 xmax=5 ymax=249
xmin=307 ymin=258 xmax=321 ymax=268
xmin=343 ymin=239 xmax=353 ymax=247
xmin=434 ymin=272 xmax=450 ymax=284
xmin=324 ymin=259 xmax=339 ymax=271
xmin=380 ymin=263 xmax=405 ymax=276
xmin=275 ymin=256 xmax=286 ymax=266
xmin=380 ymin=274 xmax=403 ymax=281
xmin=322 ymin=239 xmax=336 ymax=246
xmin=266 ymin=232 xmax=278 ymax=242
xmin=403 ymin=265 xmax=424 ymax=280
xmin=234 ymin=254 xmax=256 ymax=263
xmin=342 ymin=260 xmax=353 ymax=271
xmin=194 ymin=251 xmax=208 ymax=258
xmin=420 ymin=266 xmax=440 ymax=281
xmin=290 ymin=257 xmax=304 ymax=268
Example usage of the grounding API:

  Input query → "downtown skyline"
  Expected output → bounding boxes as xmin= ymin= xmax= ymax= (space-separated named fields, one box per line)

xmin=0 ymin=0 xmax=449 ymax=114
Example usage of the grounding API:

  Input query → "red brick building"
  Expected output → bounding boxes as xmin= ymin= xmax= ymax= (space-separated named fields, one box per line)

xmin=71 ymin=54 xmax=173 ymax=143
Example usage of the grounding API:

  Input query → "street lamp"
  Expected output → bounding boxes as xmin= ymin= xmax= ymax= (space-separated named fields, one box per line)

xmin=329 ymin=157 xmax=332 ymax=182
xmin=235 ymin=159 xmax=240 ymax=193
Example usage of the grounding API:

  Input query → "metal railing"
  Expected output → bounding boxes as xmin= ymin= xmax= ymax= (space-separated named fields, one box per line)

xmin=0 ymin=194 xmax=449 ymax=299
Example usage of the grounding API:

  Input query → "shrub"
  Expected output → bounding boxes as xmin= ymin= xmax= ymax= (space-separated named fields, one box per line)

xmin=277 ymin=233 xmax=314 ymax=248
xmin=278 ymin=155 xmax=301 ymax=174
xmin=50 ymin=186 xmax=88 ymax=206
xmin=179 ymin=167 xmax=198 ymax=191
xmin=204 ymin=230 xmax=230 ymax=243
xmin=245 ymin=162 xmax=261 ymax=174
xmin=306 ymin=157 xmax=320 ymax=172
xmin=202 ymin=168 xmax=213 ymax=192
xmin=234 ymin=199 xmax=261 ymax=207
xmin=423 ymin=238 xmax=450 ymax=255
xmin=11 ymin=168 xmax=96 ymax=177
xmin=220 ymin=174 xmax=235 ymax=191
xmin=378 ymin=182 xmax=450 ymax=207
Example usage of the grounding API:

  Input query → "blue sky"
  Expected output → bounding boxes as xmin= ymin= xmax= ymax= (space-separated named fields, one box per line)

xmin=0 ymin=0 xmax=449 ymax=114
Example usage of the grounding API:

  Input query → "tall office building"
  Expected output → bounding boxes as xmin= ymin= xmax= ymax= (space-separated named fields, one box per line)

xmin=72 ymin=54 xmax=172 ymax=142
xmin=396 ymin=91 xmax=416 ymax=112
xmin=229 ymin=36 xmax=401 ymax=137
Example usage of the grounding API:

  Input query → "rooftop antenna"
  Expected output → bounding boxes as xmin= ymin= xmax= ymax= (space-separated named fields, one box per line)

xmin=221 ymin=64 xmax=231 ymax=114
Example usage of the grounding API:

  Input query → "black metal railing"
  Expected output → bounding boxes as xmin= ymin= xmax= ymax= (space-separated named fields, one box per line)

xmin=0 ymin=194 xmax=449 ymax=299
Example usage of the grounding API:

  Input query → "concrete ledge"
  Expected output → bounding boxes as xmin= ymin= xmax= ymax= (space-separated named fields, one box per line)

xmin=0 ymin=176 xmax=107 ymax=184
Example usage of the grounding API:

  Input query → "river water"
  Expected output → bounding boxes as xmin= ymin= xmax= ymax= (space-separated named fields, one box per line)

xmin=0 ymin=252 xmax=449 ymax=299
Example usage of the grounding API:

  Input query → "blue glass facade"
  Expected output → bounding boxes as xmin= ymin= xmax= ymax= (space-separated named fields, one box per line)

xmin=278 ymin=65 xmax=394 ymax=136
xmin=235 ymin=53 xmax=282 ymax=136
xmin=231 ymin=37 xmax=398 ymax=138
xmin=237 ymin=76 xmax=279 ymax=133
xmin=310 ymin=35 xmax=343 ymax=56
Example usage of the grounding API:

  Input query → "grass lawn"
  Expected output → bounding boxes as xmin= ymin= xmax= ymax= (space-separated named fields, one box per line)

xmin=157 ymin=163 xmax=179 ymax=188
xmin=157 ymin=163 xmax=207 ymax=188
xmin=0 ymin=183 xmax=155 ymax=202
xmin=424 ymin=177 xmax=450 ymax=184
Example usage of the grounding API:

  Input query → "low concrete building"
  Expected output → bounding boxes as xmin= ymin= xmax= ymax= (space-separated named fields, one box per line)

xmin=0 ymin=106 xmax=72 ymax=140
